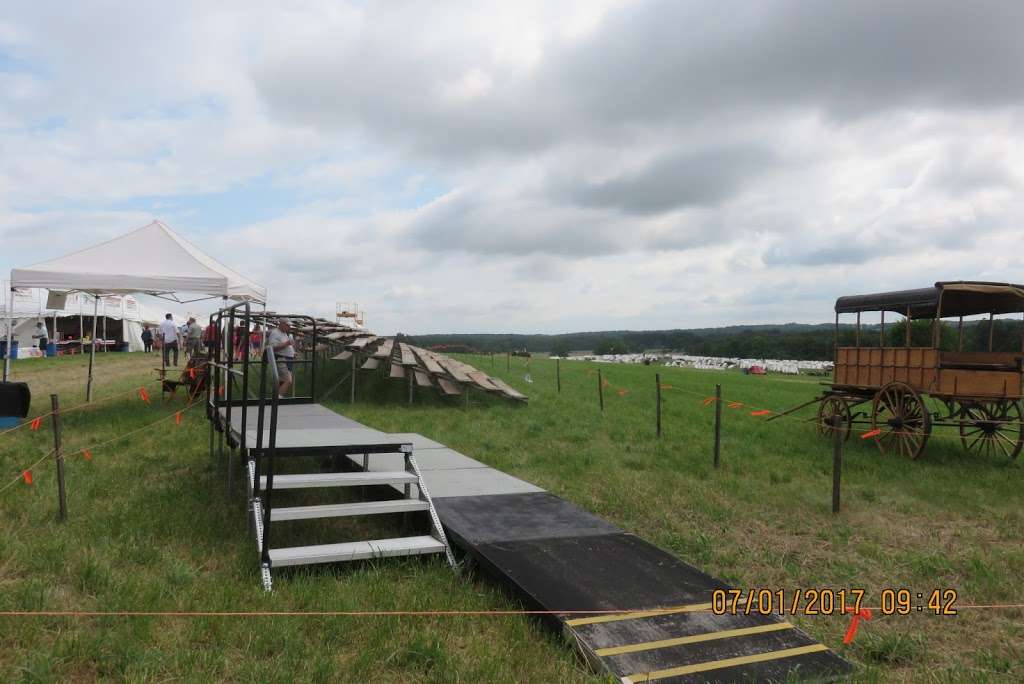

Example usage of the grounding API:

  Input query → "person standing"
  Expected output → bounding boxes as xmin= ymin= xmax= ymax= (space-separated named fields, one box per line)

xmin=186 ymin=317 xmax=203 ymax=358
xmin=31 ymin=321 xmax=49 ymax=355
xmin=141 ymin=325 xmax=153 ymax=352
xmin=159 ymin=313 xmax=179 ymax=367
xmin=267 ymin=320 xmax=295 ymax=397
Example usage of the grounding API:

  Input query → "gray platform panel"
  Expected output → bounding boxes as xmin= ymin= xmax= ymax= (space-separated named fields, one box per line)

xmin=384 ymin=433 xmax=447 ymax=450
xmin=345 ymin=448 xmax=489 ymax=473
xmin=244 ymin=427 xmax=394 ymax=450
xmin=420 ymin=467 xmax=544 ymax=498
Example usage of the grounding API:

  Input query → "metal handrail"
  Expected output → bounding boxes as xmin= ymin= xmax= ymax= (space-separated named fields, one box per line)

xmin=259 ymin=344 xmax=280 ymax=566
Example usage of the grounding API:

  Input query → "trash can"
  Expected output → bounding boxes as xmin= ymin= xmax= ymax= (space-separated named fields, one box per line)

xmin=0 ymin=380 xmax=31 ymax=428
xmin=0 ymin=341 xmax=18 ymax=359
xmin=46 ymin=342 xmax=57 ymax=357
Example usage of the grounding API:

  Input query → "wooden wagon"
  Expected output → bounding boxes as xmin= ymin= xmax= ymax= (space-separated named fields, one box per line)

xmin=776 ymin=281 xmax=1024 ymax=460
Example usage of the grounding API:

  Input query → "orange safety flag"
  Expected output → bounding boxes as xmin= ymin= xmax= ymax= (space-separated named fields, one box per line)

xmin=82 ymin=449 xmax=93 ymax=461
xmin=175 ymin=411 xmax=182 ymax=426
xmin=750 ymin=409 xmax=771 ymax=417
xmin=217 ymin=386 xmax=225 ymax=397
xmin=728 ymin=401 xmax=743 ymax=409
xmin=617 ymin=388 xmax=629 ymax=397
xmin=188 ymin=368 xmax=196 ymax=380
xmin=138 ymin=386 xmax=151 ymax=404
xmin=860 ymin=429 xmax=882 ymax=440
xmin=701 ymin=396 xmax=716 ymax=406
xmin=843 ymin=607 xmax=872 ymax=645
xmin=21 ymin=470 xmax=33 ymax=485
xmin=29 ymin=416 xmax=42 ymax=431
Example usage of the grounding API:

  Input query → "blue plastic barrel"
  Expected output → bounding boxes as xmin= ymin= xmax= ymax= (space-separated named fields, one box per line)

xmin=46 ymin=342 xmax=57 ymax=357
xmin=0 ymin=341 xmax=18 ymax=359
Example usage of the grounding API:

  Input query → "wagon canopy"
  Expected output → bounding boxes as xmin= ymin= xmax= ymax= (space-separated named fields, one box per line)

xmin=834 ymin=281 xmax=1024 ymax=319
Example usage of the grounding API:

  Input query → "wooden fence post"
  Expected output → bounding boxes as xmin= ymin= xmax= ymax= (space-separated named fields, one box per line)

xmin=655 ymin=373 xmax=662 ymax=438
xmin=713 ymin=383 xmax=722 ymax=468
xmin=51 ymin=394 xmax=67 ymax=521
xmin=832 ymin=415 xmax=843 ymax=514
xmin=597 ymin=369 xmax=604 ymax=412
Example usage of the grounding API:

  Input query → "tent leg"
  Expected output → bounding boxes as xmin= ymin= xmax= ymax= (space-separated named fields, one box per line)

xmin=3 ymin=287 xmax=12 ymax=381
xmin=86 ymin=297 xmax=98 ymax=402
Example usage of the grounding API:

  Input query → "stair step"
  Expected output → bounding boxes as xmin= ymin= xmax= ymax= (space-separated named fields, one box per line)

xmin=268 ymin=536 xmax=446 ymax=566
xmin=269 ymin=498 xmax=430 ymax=522
xmin=260 ymin=471 xmax=417 ymax=489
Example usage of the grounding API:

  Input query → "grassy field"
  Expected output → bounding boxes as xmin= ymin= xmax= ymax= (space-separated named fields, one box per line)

xmin=1 ymin=351 xmax=1021 ymax=682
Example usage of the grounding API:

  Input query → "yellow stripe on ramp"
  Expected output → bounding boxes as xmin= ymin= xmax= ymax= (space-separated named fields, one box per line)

xmin=565 ymin=602 xmax=712 ymax=627
xmin=624 ymin=644 xmax=830 ymax=682
xmin=595 ymin=622 xmax=794 ymax=657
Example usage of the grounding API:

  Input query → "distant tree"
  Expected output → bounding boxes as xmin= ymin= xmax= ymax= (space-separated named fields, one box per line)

xmin=593 ymin=338 xmax=630 ymax=355
xmin=550 ymin=340 xmax=571 ymax=357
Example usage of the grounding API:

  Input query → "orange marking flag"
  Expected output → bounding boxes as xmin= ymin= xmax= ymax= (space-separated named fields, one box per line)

xmin=728 ymin=401 xmax=744 ymax=409
xmin=138 ymin=386 xmax=151 ymax=404
xmin=750 ymin=409 xmax=771 ymax=417
xmin=701 ymin=397 xmax=716 ymax=406
xmin=843 ymin=607 xmax=872 ymax=644
xmin=860 ymin=429 xmax=882 ymax=440
xmin=22 ymin=470 xmax=33 ymax=485
xmin=617 ymin=388 xmax=629 ymax=397
xmin=82 ymin=449 xmax=93 ymax=461
xmin=189 ymin=368 xmax=196 ymax=380
xmin=175 ymin=411 xmax=182 ymax=426
xmin=29 ymin=417 xmax=42 ymax=431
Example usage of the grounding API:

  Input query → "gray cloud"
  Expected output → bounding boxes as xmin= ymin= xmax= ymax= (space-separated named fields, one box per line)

xmin=558 ymin=143 xmax=778 ymax=214
xmin=253 ymin=1 xmax=1024 ymax=162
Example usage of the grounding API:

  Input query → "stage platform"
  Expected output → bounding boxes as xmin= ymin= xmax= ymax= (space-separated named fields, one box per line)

xmin=221 ymin=402 xmax=850 ymax=682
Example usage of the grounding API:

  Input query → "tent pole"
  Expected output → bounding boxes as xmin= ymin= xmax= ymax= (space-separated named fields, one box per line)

xmin=102 ymin=310 xmax=107 ymax=352
xmin=86 ymin=296 xmax=98 ymax=402
xmin=3 ymin=286 xmax=13 ymax=381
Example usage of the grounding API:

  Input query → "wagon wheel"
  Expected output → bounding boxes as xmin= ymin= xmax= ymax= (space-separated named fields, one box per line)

xmin=817 ymin=396 xmax=852 ymax=441
xmin=958 ymin=399 xmax=1024 ymax=460
xmin=871 ymin=382 xmax=931 ymax=459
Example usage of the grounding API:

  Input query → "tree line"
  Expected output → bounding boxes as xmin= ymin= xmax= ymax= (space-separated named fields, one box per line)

xmin=404 ymin=319 xmax=1024 ymax=361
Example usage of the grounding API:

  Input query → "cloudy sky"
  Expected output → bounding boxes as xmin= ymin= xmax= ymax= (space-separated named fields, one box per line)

xmin=2 ymin=1 xmax=1023 ymax=334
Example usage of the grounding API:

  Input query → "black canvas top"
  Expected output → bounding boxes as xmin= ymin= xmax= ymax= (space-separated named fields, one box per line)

xmin=835 ymin=281 xmax=1024 ymax=318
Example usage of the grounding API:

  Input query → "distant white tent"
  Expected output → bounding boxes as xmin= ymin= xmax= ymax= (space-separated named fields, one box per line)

xmin=4 ymin=220 xmax=266 ymax=399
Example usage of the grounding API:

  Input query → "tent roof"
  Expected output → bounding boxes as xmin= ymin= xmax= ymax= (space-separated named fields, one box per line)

xmin=10 ymin=220 xmax=266 ymax=303
xmin=835 ymin=281 xmax=1024 ymax=318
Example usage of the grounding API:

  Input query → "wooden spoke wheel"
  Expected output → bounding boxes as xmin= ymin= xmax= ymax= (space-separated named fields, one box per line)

xmin=958 ymin=399 xmax=1024 ymax=460
xmin=871 ymin=382 xmax=931 ymax=460
xmin=817 ymin=395 xmax=853 ymax=441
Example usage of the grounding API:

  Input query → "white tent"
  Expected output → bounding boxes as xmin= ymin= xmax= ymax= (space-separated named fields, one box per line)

xmin=5 ymin=220 xmax=266 ymax=399
xmin=10 ymin=220 xmax=265 ymax=301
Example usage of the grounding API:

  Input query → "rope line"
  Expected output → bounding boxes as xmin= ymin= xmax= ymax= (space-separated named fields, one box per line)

xmin=0 ymin=603 xmax=1020 ymax=618
xmin=0 ymin=399 xmax=202 ymax=495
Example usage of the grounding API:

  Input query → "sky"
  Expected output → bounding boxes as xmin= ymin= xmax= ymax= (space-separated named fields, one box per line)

xmin=2 ymin=0 xmax=1023 ymax=335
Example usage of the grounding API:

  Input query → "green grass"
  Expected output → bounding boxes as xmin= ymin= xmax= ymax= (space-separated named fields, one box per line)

xmin=1 ymin=352 xmax=1022 ymax=682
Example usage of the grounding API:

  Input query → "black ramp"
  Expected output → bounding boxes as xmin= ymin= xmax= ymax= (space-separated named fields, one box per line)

xmin=458 ymin=531 xmax=850 ymax=682
xmin=433 ymin=492 xmax=620 ymax=546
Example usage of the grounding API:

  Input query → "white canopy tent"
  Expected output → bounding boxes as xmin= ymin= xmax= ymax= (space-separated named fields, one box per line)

xmin=5 ymin=220 xmax=266 ymax=400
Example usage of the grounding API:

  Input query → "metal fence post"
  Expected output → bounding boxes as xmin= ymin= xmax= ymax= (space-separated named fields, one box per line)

xmin=51 ymin=394 xmax=67 ymax=521
xmin=556 ymin=358 xmax=561 ymax=393
xmin=713 ymin=383 xmax=722 ymax=468
xmin=598 ymin=369 xmax=604 ymax=412
xmin=656 ymin=373 xmax=662 ymax=438
xmin=832 ymin=414 xmax=843 ymax=514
